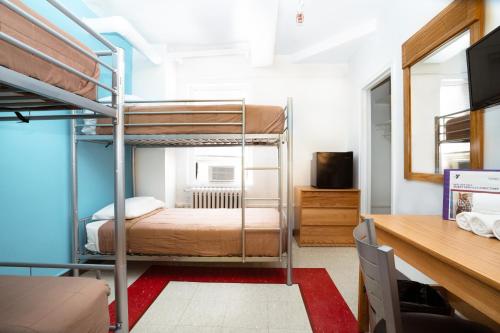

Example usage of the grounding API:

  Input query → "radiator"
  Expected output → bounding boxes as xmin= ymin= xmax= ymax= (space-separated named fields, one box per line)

xmin=189 ymin=187 xmax=242 ymax=209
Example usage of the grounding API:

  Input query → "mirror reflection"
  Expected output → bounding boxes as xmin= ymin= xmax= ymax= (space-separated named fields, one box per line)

xmin=410 ymin=30 xmax=471 ymax=174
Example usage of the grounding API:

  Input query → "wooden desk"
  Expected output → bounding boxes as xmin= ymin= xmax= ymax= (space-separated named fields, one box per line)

xmin=357 ymin=215 xmax=500 ymax=332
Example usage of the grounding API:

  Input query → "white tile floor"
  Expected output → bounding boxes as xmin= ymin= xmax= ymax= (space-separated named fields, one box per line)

xmin=131 ymin=282 xmax=312 ymax=333
xmin=84 ymin=239 xmax=360 ymax=331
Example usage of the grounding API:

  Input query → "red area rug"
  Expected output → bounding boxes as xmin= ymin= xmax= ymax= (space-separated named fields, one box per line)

xmin=108 ymin=266 xmax=358 ymax=333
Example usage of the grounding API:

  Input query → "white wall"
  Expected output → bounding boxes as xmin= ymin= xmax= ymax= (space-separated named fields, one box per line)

xmin=484 ymin=0 xmax=500 ymax=169
xmin=174 ymin=148 xmax=191 ymax=207
xmin=346 ymin=0 xmax=451 ymax=283
xmin=409 ymin=68 xmax=441 ymax=173
xmin=484 ymin=107 xmax=500 ymax=168
xmin=132 ymin=54 xmax=352 ymax=206
xmin=135 ymin=148 xmax=166 ymax=202
xmin=132 ymin=49 xmax=177 ymax=99
xmin=175 ymin=55 xmax=352 ymax=188
xmin=164 ymin=148 xmax=177 ymax=208
xmin=135 ymin=148 xmax=176 ymax=208
xmin=348 ymin=0 xmax=500 ymax=283
xmin=349 ymin=0 xmax=459 ymax=215
xmin=130 ymin=0 xmax=500 ymax=212
xmin=350 ymin=0 xmax=500 ymax=215
xmin=172 ymin=146 xmax=280 ymax=207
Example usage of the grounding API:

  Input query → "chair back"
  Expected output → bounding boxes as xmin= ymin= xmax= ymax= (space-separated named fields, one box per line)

xmin=353 ymin=219 xmax=403 ymax=333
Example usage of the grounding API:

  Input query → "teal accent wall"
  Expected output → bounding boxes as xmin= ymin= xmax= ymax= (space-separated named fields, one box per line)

xmin=0 ymin=0 xmax=133 ymax=275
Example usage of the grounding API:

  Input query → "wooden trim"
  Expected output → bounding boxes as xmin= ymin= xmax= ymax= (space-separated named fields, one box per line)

xmin=358 ymin=271 xmax=370 ymax=333
xmin=370 ymin=215 xmax=500 ymax=291
xmin=376 ymin=227 xmax=500 ymax=325
xmin=357 ymin=215 xmax=500 ymax=331
xmin=402 ymin=0 xmax=484 ymax=68
xmin=469 ymin=17 xmax=485 ymax=170
xmin=470 ymin=109 xmax=484 ymax=169
xmin=402 ymin=0 xmax=484 ymax=183
xmin=406 ymin=172 xmax=443 ymax=184
xmin=403 ymin=67 xmax=413 ymax=181
xmin=447 ymin=292 xmax=500 ymax=331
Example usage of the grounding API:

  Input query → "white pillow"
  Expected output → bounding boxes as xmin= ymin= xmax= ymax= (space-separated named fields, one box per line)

xmin=92 ymin=196 xmax=164 ymax=220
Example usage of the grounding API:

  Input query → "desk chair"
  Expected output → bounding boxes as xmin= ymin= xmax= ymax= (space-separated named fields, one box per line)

xmin=354 ymin=219 xmax=492 ymax=333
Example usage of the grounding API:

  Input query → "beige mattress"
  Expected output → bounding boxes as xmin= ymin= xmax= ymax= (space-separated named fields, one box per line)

xmin=0 ymin=0 xmax=99 ymax=100
xmin=0 ymin=276 xmax=110 ymax=333
xmin=96 ymin=208 xmax=284 ymax=257
xmin=96 ymin=104 xmax=285 ymax=135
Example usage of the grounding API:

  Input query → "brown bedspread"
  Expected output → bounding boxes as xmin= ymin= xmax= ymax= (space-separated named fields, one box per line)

xmin=0 ymin=0 xmax=99 ymax=100
xmin=0 ymin=276 xmax=109 ymax=333
xmin=445 ymin=114 xmax=470 ymax=141
xmin=98 ymin=208 xmax=284 ymax=257
xmin=96 ymin=104 xmax=285 ymax=135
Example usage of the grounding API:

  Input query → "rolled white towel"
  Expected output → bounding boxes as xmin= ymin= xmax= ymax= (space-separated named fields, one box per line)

xmin=472 ymin=193 xmax=500 ymax=214
xmin=493 ymin=220 xmax=500 ymax=241
xmin=456 ymin=212 xmax=473 ymax=231
xmin=469 ymin=213 xmax=499 ymax=238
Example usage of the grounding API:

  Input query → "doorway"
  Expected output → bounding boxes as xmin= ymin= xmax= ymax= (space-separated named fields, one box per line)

xmin=370 ymin=78 xmax=391 ymax=214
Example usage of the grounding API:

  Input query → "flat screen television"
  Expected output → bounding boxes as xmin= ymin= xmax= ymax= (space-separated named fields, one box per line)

xmin=467 ymin=25 xmax=500 ymax=111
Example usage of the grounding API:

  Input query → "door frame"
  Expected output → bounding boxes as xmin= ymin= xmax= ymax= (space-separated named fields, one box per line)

xmin=360 ymin=66 xmax=393 ymax=214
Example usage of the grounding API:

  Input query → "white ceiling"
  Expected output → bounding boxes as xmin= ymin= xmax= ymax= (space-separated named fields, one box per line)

xmin=275 ymin=0 xmax=382 ymax=54
xmin=83 ymin=0 xmax=385 ymax=65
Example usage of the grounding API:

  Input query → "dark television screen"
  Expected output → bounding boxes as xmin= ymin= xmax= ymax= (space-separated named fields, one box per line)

xmin=467 ymin=26 xmax=500 ymax=111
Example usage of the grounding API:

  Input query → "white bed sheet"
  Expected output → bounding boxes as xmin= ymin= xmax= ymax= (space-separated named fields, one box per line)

xmin=85 ymin=220 xmax=107 ymax=253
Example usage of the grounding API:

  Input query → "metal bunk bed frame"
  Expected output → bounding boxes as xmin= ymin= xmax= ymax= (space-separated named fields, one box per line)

xmin=0 ymin=0 xmax=129 ymax=331
xmin=434 ymin=109 xmax=470 ymax=173
xmin=74 ymin=98 xmax=295 ymax=286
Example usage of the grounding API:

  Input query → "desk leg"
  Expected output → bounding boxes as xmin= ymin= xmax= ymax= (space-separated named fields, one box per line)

xmin=358 ymin=268 xmax=369 ymax=332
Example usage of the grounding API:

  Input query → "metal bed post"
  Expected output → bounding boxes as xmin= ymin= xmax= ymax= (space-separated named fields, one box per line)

xmin=278 ymin=136 xmax=283 ymax=262
xmin=286 ymin=97 xmax=294 ymax=286
xmin=71 ymin=113 xmax=79 ymax=277
xmin=132 ymin=146 xmax=136 ymax=197
xmin=46 ymin=0 xmax=118 ymax=53
xmin=241 ymin=99 xmax=246 ymax=262
xmin=113 ymin=48 xmax=129 ymax=333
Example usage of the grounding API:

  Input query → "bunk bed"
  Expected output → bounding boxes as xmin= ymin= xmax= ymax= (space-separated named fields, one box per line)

xmin=434 ymin=109 xmax=471 ymax=172
xmin=1 ymin=2 xmax=294 ymax=332
xmin=75 ymin=98 xmax=295 ymax=284
xmin=0 ymin=0 xmax=129 ymax=332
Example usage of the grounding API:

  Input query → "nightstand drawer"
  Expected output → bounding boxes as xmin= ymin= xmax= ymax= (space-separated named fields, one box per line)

xmin=301 ymin=191 xmax=359 ymax=208
xmin=299 ymin=226 xmax=355 ymax=245
xmin=301 ymin=208 xmax=358 ymax=226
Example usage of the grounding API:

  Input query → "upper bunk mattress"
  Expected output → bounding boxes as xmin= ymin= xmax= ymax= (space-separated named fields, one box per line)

xmin=0 ymin=276 xmax=110 ymax=333
xmin=95 ymin=104 xmax=285 ymax=135
xmin=0 ymin=0 xmax=99 ymax=100
xmin=87 ymin=208 xmax=284 ymax=257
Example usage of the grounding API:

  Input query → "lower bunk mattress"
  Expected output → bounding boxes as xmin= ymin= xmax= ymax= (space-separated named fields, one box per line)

xmin=85 ymin=208 xmax=284 ymax=257
xmin=0 ymin=276 xmax=110 ymax=333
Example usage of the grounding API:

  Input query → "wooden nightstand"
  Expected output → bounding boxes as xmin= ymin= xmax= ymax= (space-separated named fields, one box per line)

xmin=295 ymin=186 xmax=360 ymax=246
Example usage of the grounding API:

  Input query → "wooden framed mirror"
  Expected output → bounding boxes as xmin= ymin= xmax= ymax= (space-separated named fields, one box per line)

xmin=403 ymin=0 xmax=484 ymax=184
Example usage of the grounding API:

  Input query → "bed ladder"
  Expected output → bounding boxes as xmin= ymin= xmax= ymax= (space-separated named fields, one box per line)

xmin=239 ymin=101 xmax=283 ymax=263
xmin=243 ymin=142 xmax=284 ymax=262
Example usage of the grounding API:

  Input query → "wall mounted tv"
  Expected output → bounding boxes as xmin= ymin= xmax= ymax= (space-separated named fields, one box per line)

xmin=467 ymin=25 xmax=500 ymax=111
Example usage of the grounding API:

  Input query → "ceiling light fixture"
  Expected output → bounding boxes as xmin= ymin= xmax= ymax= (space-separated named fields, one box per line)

xmin=296 ymin=0 xmax=305 ymax=25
